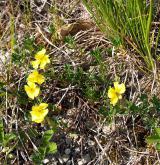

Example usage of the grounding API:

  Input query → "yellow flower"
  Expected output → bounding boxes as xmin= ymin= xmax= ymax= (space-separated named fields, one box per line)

xmin=31 ymin=48 xmax=50 ymax=69
xmin=30 ymin=103 xmax=49 ymax=123
xmin=27 ymin=70 xmax=45 ymax=85
xmin=24 ymin=82 xmax=40 ymax=99
xmin=108 ymin=82 xmax=125 ymax=106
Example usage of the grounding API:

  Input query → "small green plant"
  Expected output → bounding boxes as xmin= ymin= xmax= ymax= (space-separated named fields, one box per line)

xmin=146 ymin=128 xmax=160 ymax=150
xmin=31 ymin=130 xmax=57 ymax=164
xmin=62 ymin=64 xmax=105 ymax=102
xmin=12 ymin=36 xmax=35 ymax=66
xmin=64 ymin=35 xmax=76 ymax=49
xmin=0 ymin=120 xmax=17 ymax=163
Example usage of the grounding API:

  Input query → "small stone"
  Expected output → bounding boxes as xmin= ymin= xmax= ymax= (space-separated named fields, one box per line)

xmin=19 ymin=23 xmax=25 ymax=29
xmin=75 ymin=147 xmax=80 ymax=153
xmin=43 ymin=159 xmax=49 ymax=164
xmin=51 ymin=158 xmax=58 ymax=165
xmin=65 ymin=148 xmax=71 ymax=155
xmin=88 ymin=140 xmax=95 ymax=146
xmin=82 ymin=154 xmax=91 ymax=163
xmin=102 ymin=123 xmax=115 ymax=134
xmin=78 ymin=160 xmax=84 ymax=165
xmin=58 ymin=157 xmax=64 ymax=164
xmin=102 ymin=125 xmax=111 ymax=134
xmin=62 ymin=154 xmax=69 ymax=162
xmin=66 ymin=138 xmax=72 ymax=145
xmin=49 ymin=161 xmax=58 ymax=165
xmin=51 ymin=161 xmax=58 ymax=165
xmin=66 ymin=160 xmax=72 ymax=165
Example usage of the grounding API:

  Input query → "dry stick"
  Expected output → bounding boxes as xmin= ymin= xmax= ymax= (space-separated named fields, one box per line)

xmin=129 ymin=69 xmax=135 ymax=101
xmin=94 ymin=136 xmax=112 ymax=164
xmin=129 ymin=154 xmax=144 ymax=165
xmin=37 ymin=0 xmax=47 ymax=12
xmin=15 ymin=121 xmax=20 ymax=165
xmin=56 ymin=84 xmax=71 ymax=106
xmin=5 ymin=70 xmax=8 ymax=128
xmin=112 ymin=46 xmax=117 ymax=79
xmin=46 ymin=85 xmax=76 ymax=102
xmin=119 ymin=145 xmax=149 ymax=155
xmin=132 ymin=115 xmax=138 ymax=148
xmin=155 ymin=150 xmax=160 ymax=164
xmin=134 ymin=72 xmax=141 ymax=96
xmin=153 ymin=160 xmax=160 ymax=165
xmin=15 ymin=118 xmax=30 ymax=161
xmin=123 ymin=116 xmax=132 ymax=146
xmin=124 ymin=69 xmax=128 ymax=85
xmin=25 ymin=132 xmax=39 ymax=152
xmin=71 ymin=158 xmax=75 ymax=165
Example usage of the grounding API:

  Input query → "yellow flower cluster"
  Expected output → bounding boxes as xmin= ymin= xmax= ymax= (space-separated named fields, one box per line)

xmin=24 ymin=48 xmax=50 ymax=123
xmin=108 ymin=82 xmax=125 ymax=106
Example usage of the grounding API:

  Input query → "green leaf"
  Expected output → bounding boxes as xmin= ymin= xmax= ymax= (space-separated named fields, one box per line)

xmin=39 ymin=146 xmax=47 ymax=155
xmin=47 ymin=142 xmax=57 ymax=154
xmin=152 ymin=96 xmax=160 ymax=112
xmin=28 ymin=128 xmax=39 ymax=139
xmin=42 ymin=130 xmax=54 ymax=144
xmin=155 ymin=128 xmax=160 ymax=137
xmin=31 ymin=152 xmax=44 ymax=165
xmin=90 ymin=48 xmax=102 ymax=64
xmin=46 ymin=118 xmax=58 ymax=132
xmin=4 ymin=133 xmax=16 ymax=146
xmin=146 ymin=135 xmax=160 ymax=144
xmin=156 ymin=143 xmax=160 ymax=150
xmin=0 ymin=119 xmax=4 ymax=144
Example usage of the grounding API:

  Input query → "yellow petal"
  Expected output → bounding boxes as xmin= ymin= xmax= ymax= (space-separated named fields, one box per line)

xmin=114 ymin=82 xmax=125 ymax=94
xmin=45 ymin=55 xmax=50 ymax=63
xmin=108 ymin=87 xmax=116 ymax=98
xmin=31 ymin=70 xmax=39 ymax=76
xmin=35 ymin=48 xmax=46 ymax=58
xmin=39 ymin=103 xmax=48 ymax=109
xmin=31 ymin=60 xmax=40 ymax=69
xmin=27 ymin=70 xmax=37 ymax=83
xmin=35 ymin=49 xmax=46 ymax=60
xmin=27 ymin=81 xmax=36 ymax=88
xmin=25 ymin=86 xmax=35 ymax=99
xmin=110 ymin=96 xmax=118 ymax=106
xmin=118 ymin=83 xmax=125 ymax=94
xmin=37 ymin=74 xmax=45 ymax=85
xmin=40 ymin=61 xmax=47 ymax=69
xmin=35 ymin=54 xmax=44 ymax=61
xmin=38 ymin=48 xmax=46 ymax=55
xmin=41 ymin=109 xmax=49 ymax=118
xmin=24 ymin=85 xmax=30 ymax=94
xmin=32 ymin=105 xmax=38 ymax=111
xmin=30 ymin=111 xmax=45 ymax=123
xmin=39 ymin=55 xmax=50 ymax=69
xmin=34 ymin=117 xmax=45 ymax=123
xmin=34 ymin=87 xmax=40 ymax=97
xmin=24 ymin=83 xmax=40 ymax=99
